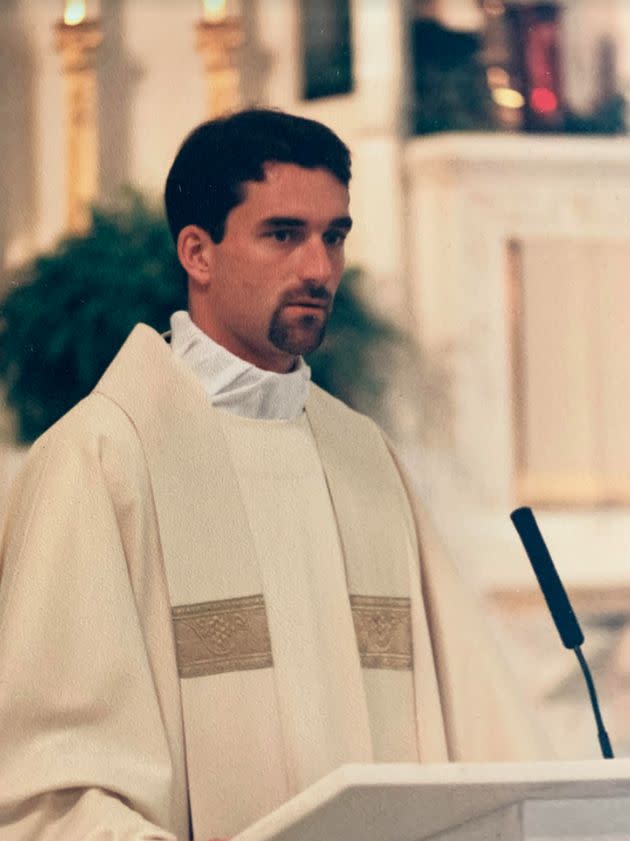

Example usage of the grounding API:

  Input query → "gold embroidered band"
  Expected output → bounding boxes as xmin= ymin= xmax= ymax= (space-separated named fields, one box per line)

xmin=350 ymin=595 xmax=413 ymax=670
xmin=173 ymin=593 xmax=412 ymax=677
xmin=172 ymin=594 xmax=273 ymax=678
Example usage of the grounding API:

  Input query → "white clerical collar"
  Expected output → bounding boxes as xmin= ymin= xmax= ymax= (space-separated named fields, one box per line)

xmin=169 ymin=310 xmax=311 ymax=420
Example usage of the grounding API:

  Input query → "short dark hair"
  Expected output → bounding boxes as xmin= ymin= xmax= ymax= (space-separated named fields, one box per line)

xmin=164 ymin=108 xmax=352 ymax=246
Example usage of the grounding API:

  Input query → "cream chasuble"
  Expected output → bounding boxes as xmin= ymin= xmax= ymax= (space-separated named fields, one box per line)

xmin=0 ymin=322 xmax=550 ymax=841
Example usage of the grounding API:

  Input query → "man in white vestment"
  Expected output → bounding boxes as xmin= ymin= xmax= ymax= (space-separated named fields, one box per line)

xmin=0 ymin=109 xmax=547 ymax=841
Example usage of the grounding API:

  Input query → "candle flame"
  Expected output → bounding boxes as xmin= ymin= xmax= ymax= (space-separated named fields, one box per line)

xmin=203 ymin=0 xmax=226 ymax=21
xmin=64 ymin=0 xmax=87 ymax=25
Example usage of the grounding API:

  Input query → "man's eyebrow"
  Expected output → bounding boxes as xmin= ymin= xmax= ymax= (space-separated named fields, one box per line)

xmin=260 ymin=217 xmax=306 ymax=228
xmin=330 ymin=216 xmax=353 ymax=231
xmin=259 ymin=216 xmax=353 ymax=230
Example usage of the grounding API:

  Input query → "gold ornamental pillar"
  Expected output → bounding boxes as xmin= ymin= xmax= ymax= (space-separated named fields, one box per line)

xmin=54 ymin=2 xmax=102 ymax=234
xmin=196 ymin=1 xmax=244 ymax=119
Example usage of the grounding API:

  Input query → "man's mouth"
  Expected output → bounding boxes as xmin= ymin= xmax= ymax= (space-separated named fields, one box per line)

xmin=284 ymin=299 xmax=329 ymax=311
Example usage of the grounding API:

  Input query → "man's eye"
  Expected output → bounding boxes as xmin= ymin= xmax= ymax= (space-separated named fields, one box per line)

xmin=323 ymin=230 xmax=346 ymax=247
xmin=269 ymin=230 xmax=295 ymax=243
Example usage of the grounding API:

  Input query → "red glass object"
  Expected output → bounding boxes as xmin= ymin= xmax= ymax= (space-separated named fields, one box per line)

xmin=506 ymin=3 xmax=564 ymax=131
xmin=530 ymin=87 xmax=558 ymax=114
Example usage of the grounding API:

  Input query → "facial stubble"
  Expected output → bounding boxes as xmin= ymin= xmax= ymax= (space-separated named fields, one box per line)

xmin=267 ymin=306 xmax=330 ymax=357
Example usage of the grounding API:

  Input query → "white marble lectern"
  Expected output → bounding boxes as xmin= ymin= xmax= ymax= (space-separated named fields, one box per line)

xmin=234 ymin=761 xmax=630 ymax=841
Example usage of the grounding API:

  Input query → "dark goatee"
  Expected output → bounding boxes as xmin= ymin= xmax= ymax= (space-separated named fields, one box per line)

xmin=267 ymin=282 xmax=333 ymax=357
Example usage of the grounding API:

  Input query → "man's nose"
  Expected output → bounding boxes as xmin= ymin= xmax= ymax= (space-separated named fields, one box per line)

xmin=300 ymin=237 xmax=334 ymax=284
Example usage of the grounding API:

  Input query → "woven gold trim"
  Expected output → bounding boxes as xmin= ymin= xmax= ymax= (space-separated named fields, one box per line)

xmin=173 ymin=593 xmax=412 ymax=677
xmin=350 ymin=595 xmax=413 ymax=670
xmin=172 ymin=594 xmax=273 ymax=678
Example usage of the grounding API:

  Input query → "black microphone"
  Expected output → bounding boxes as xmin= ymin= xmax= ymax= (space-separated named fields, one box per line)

xmin=510 ymin=506 xmax=614 ymax=759
xmin=510 ymin=506 xmax=583 ymax=649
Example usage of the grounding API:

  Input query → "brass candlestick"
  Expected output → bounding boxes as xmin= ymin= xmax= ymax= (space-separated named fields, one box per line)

xmin=195 ymin=16 xmax=244 ymax=119
xmin=54 ymin=17 xmax=102 ymax=234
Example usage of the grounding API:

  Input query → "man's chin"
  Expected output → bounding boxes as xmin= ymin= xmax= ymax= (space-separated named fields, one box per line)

xmin=268 ymin=317 xmax=328 ymax=358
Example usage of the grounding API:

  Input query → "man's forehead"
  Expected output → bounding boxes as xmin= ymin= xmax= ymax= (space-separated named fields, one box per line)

xmin=237 ymin=161 xmax=350 ymax=220
xmin=245 ymin=161 xmax=348 ymax=197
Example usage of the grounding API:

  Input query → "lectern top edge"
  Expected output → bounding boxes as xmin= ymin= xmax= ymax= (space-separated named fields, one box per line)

xmin=234 ymin=760 xmax=630 ymax=841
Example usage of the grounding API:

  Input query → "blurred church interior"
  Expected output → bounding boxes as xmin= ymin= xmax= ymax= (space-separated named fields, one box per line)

xmin=3 ymin=0 xmax=630 ymax=759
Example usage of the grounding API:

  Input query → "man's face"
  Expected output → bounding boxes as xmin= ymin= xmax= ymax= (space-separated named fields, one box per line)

xmin=190 ymin=162 xmax=352 ymax=372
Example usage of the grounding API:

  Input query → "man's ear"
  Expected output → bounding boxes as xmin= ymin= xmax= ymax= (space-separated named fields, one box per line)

xmin=177 ymin=225 xmax=214 ymax=287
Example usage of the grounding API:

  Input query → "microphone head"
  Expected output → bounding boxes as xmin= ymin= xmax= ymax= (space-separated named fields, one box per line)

xmin=510 ymin=506 xmax=584 ymax=649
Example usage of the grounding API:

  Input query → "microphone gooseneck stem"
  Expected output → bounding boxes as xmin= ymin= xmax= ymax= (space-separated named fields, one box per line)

xmin=573 ymin=646 xmax=614 ymax=759
xmin=510 ymin=506 xmax=615 ymax=760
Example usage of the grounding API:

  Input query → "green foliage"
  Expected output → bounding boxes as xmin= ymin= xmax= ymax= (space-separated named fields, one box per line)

xmin=0 ymin=192 xmax=398 ymax=443
xmin=307 ymin=266 xmax=398 ymax=415
xmin=0 ymin=193 xmax=185 ymax=443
